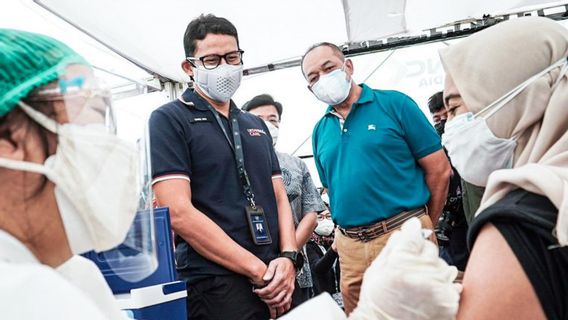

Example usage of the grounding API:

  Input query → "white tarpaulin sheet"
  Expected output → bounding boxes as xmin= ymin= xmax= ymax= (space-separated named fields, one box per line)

xmin=2 ymin=0 xmax=151 ymax=89
xmin=36 ymin=0 xmax=347 ymax=83
xmin=342 ymin=0 xmax=560 ymax=41
xmin=36 ymin=0 xmax=560 ymax=83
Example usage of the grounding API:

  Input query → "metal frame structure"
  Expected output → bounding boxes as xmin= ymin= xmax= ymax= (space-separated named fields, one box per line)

xmin=243 ymin=3 xmax=568 ymax=76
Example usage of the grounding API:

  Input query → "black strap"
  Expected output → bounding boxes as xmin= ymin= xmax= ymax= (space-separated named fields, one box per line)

xmin=205 ymin=104 xmax=257 ymax=208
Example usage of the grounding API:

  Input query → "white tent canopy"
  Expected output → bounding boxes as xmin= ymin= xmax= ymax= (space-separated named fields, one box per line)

xmin=36 ymin=0 xmax=564 ymax=83
xmin=2 ymin=1 xmax=151 ymax=88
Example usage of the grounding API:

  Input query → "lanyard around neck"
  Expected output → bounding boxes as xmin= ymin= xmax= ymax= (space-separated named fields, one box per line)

xmin=205 ymin=104 xmax=257 ymax=208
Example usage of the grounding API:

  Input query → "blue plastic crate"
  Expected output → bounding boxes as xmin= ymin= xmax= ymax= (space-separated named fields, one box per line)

xmin=83 ymin=207 xmax=176 ymax=294
xmin=117 ymin=281 xmax=187 ymax=320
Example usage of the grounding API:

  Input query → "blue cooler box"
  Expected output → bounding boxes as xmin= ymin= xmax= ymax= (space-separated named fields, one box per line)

xmin=83 ymin=207 xmax=177 ymax=293
xmin=116 ymin=281 xmax=187 ymax=320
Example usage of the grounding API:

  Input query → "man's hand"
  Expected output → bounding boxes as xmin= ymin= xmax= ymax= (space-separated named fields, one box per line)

xmin=267 ymin=306 xmax=280 ymax=320
xmin=254 ymin=257 xmax=296 ymax=316
xmin=249 ymin=261 xmax=269 ymax=288
xmin=331 ymin=234 xmax=338 ymax=252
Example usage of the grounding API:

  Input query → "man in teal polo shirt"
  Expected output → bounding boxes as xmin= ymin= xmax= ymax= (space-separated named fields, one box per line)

xmin=301 ymin=42 xmax=451 ymax=315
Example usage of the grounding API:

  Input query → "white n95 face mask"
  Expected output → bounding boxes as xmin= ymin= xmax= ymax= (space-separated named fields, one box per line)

xmin=315 ymin=218 xmax=334 ymax=236
xmin=194 ymin=64 xmax=243 ymax=102
xmin=0 ymin=102 xmax=140 ymax=254
xmin=311 ymin=65 xmax=352 ymax=106
xmin=263 ymin=120 xmax=279 ymax=146
xmin=442 ymin=57 xmax=568 ymax=187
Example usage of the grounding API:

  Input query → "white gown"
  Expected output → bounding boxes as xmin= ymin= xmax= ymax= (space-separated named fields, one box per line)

xmin=0 ymin=230 xmax=122 ymax=320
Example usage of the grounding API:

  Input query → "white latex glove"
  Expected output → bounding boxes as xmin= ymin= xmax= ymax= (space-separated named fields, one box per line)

xmin=349 ymin=217 xmax=462 ymax=320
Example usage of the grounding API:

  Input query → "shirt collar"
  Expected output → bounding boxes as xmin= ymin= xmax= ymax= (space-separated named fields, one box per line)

xmin=179 ymin=88 xmax=240 ymax=114
xmin=357 ymin=83 xmax=374 ymax=104
xmin=325 ymin=83 xmax=373 ymax=116
xmin=0 ymin=230 xmax=40 ymax=264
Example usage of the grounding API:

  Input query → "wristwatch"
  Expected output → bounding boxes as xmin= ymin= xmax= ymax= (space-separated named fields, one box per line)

xmin=280 ymin=251 xmax=304 ymax=271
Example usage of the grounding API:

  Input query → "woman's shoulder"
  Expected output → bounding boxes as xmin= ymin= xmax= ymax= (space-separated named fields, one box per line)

xmin=0 ymin=262 xmax=109 ymax=319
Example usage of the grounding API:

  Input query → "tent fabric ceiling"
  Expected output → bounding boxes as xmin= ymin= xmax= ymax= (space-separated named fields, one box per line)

xmin=343 ymin=0 xmax=560 ymax=42
xmin=36 ymin=0 xmax=347 ymax=83
xmin=1 ymin=1 xmax=151 ymax=89
xmin=37 ymin=0 xmax=561 ymax=84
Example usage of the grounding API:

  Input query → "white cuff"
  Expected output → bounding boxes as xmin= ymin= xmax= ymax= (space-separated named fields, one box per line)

xmin=151 ymin=174 xmax=190 ymax=186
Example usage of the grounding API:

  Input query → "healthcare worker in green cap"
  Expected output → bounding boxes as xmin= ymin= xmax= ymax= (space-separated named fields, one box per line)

xmin=0 ymin=29 xmax=155 ymax=319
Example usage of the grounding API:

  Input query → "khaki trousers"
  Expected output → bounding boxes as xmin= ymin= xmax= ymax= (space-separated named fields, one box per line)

xmin=336 ymin=214 xmax=434 ymax=315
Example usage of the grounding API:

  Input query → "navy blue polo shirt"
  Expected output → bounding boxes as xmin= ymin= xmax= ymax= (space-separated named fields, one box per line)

xmin=312 ymin=84 xmax=442 ymax=228
xmin=149 ymin=89 xmax=281 ymax=283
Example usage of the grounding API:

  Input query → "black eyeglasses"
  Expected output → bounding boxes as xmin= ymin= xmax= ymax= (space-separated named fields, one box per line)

xmin=187 ymin=50 xmax=244 ymax=70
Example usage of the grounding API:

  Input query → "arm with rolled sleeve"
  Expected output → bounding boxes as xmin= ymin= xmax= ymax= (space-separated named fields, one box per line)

xmin=399 ymin=95 xmax=450 ymax=223
xmin=150 ymin=109 xmax=268 ymax=285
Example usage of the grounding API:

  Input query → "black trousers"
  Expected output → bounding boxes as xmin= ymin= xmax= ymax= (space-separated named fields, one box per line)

xmin=186 ymin=275 xmax=270 ymax=320
xmin=291 ymin=284 xmax=310 ymax=307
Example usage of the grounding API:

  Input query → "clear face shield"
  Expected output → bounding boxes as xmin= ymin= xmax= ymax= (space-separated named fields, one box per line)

xmin=23 ymin=64 xmax=157 ymax=282
xmin=97 ymin=127 xmax=157 ymax=283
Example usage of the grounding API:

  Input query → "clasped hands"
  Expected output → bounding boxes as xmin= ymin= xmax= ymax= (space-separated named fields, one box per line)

xmin=252 ymin=257 xmax=296 ymax=319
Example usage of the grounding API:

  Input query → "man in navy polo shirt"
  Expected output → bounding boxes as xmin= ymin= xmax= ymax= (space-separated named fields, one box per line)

xmin=301 ymin=42 xmax=451 ymax=315
xmin=149 ymin=14 xmax=298 ymax=320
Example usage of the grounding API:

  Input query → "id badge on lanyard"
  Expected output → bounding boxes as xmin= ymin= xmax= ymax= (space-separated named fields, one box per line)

xmin=206 ymin=103 xmax=272 ymax=245
xmin=246 ymin=205 xmax=272 ymax=245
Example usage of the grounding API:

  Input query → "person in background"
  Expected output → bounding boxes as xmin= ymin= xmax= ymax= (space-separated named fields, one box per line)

xmin=285 ymin=16 xmax=568 ymax=320
xmin=431 ymin=91 xmax=485 ymax=225
xmin=243 ymin=93 xmax=326 ymax=305
xmin=430 ymin=91 xmax=449 ymax=136
xmin=306 ymin=194 xmax=342 ymax=307
xmin=301 ymin=41 xmax=451 ymax=314
xmin=428 ymin=91 xmax=469 ymax=271
xmin=0 ymin=29 xmax=140 ymax=319
xmin=149 ymin=15 xmax=298 ymax=319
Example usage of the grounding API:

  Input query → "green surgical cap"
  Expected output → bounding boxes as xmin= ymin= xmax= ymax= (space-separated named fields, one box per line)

xmin=0 ymin=29 xmax=89 ymax=117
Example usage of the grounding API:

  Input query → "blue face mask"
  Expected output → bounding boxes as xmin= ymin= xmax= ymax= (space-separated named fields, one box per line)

xmin=311 ymin=65 xmax=352 ymax=106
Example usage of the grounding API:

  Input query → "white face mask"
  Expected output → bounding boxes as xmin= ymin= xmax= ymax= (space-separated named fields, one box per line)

xmin=315 ymin=218 xmax=334 ymax=236
xmin=0 ymin=102 xmax=140 ymax=254
xmin=311 ymin=66 xmax=352 ymax=106
xmin=442 ymin=57 xmax=568 ymax=187
xmin=263 ymin=120 xmax=279 ymax=146
xmin=442 ymin=114 xmax=517 ymax=186
xmin=194 ymin=64 xmax=243 ymax=103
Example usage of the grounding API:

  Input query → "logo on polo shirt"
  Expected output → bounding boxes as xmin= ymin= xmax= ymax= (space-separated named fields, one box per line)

xmin=247 ymin=128 xmax=267 ymax=136
xmin=368 ymin=124 xmax=377 ymax=131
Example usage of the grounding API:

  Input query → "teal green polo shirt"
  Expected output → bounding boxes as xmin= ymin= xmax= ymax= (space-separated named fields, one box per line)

xmin=312 ymin=84 xmax=442 ymax=228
